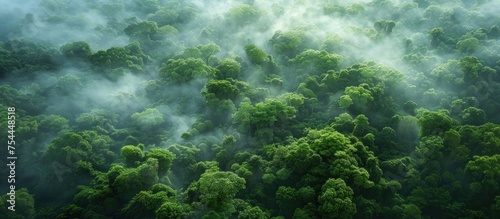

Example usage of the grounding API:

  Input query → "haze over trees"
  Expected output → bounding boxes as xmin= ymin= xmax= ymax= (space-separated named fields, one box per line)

xmin=1 ymin=0 xmax=500 ymax=218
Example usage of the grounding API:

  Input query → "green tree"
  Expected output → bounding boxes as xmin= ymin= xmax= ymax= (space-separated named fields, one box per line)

xmin=238 ymin=206 xmax=269 ymax=219
xmin=130 ymin=108 xmax=165 ymax=132
xmin=289 ymin=49 xmax=342 ymax=74
xmin=285 ymin=142 xmax=321 ymax=174
xmin=124 ymin=21 xmax=159 ymax=40
xmin=344 ymin=84 xmax=374 ymax=113
xmin=374 ymin=20 xmax=396 ymax=36
xmin=225 ymin=4 xmax=261 ymax=27
xmin=244 ymin=44 xmax=269 ymax=65
xmin=198 ymin=43 xmax=221 ymax=65
xmin=466 ymin=154 xmax=500 ymax=193
xmin=205 ymin=79 xmax=240 ymax=100
xmin=173 ymin=43 xmax=220 ymax=65
xmin=0 ymin=39 xmax=59 ymax=78
xmin=192 ymin=171 xmax=246 ymax=212
xmin=216 ymin=59 xmax=241 ymax=79
xmin=155 ymin=25 xmax=179 ymax=39
xmin=159 ymin=58 xmax=215 ymax=83
xmin=309 ymin=127 xmax=352 ymax=158
xmin=429 ymin=28 xmax=445 ymax=48
xmin=347 ymin=3 xmax=365 ymax=16
xmin=147 ymin=9 xmax=178 ymax=27
xmin=417 ymin=110 xmax=456 ymax=136
xmin=353 ymin=114 xmax=371 ymax=137
xmin=75 ymin=109 xmax=118 ymax=130
xmin=90 ymin=47 xmax=128 ymax=69
xmin=270 ymin=30 xmax=308 ymax=58
xmin=37 ymin=114 xmax=70 ymax=134
xmin=338 ymin=95 xmax=353 ymax=110
xmin=133 ymin=0 xmax=160 ymax=14
xmin=55 ymin=74 xmax=83 ymax=95
xmin=318 ymin=178 xmax=356 ymax=219
xmin=323 ymin=3 xmax=346 ymax=16
xmin=459 ymin=56 xmax=483 ymax=84
xmin=44 ymin=131 xmax=115 ymax=174
xmin=416 ymin=135 xmax=444 ymax=160
xmin=122 ymin=191 xmax=169 ymax=219
xmin=145 ymin=147 xmax=175 ymax=177
xmin=89 ymin=44 xmax=146 ymax=74
xmin=491 ymin=196 xmax=500 ymax=217
xmin=168 ymin=143 xmax=201 ymax=172
xmin=233 ymin=99 xmax=297 ymax=143
xmin=60 ymin=41 xmax=92 ymax=60
xmin=276 ymin=186 xmax=298 ymax=212
xmin=460 ymin=107 xmax=487 ymax=126
xmin=121 ymin=145 xmax=144 ymax=167
xmin=457 ymin=38 xmax=480 ymax=54
xmin=403 ymin=101 xmax=417 ymax=115
xmin=332 ymin=113 xmax=354 ymax=133
xmin=322 ymin=34 xmax=344 ymax=53
xmin=155 ymin=200 xmax=190 ymax=219
xmin=0 ymin=188 xmax=35 ymax=219
xmin=112 ymin=158 xmax=159 ymax=199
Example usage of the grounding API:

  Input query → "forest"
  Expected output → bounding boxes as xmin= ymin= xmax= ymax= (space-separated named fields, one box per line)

xmin=0 ymin=0 xmax=499 ymax=218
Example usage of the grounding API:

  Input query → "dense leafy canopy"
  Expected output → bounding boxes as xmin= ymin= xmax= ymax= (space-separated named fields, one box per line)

xmin=1 ymin=0 xmax=500 ymax=219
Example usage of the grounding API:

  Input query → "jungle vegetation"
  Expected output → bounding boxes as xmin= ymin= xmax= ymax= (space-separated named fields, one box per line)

xmin=0 ymin=0 xmax=500 ymax=218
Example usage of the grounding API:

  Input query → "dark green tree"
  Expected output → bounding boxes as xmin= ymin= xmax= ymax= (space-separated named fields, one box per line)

xmin=460 ymin=107 xmax=487 ymax=126
xmin=0 ymin=188 xmax=35 ymax=219
xmin=289 ymin=49 xmax=342 ymax=75
xmin=60 ymin=41 xmax=92 ymax=60
xmin=417 ymin=110 xmax=456 ymax=136
xmin=124 ymin=21 xmax=159 ymax=40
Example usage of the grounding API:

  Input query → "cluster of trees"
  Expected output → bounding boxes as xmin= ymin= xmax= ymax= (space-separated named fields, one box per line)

xmin=1 ymin=0 xmax=500 ymax=218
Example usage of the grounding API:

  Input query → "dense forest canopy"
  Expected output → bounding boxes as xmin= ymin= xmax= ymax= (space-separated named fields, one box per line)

xmin=0 ymin=0 xmax=499 ymax=218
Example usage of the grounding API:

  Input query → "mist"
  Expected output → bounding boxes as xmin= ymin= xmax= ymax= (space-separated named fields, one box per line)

xmin=1 ymin=0 xmax=499 ymax=218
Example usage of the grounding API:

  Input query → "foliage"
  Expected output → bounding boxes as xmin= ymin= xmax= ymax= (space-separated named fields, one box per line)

xmin=0 ymin=188 xmax=35 ymax=219
xmin=290 ymin=49 xmax=342 ymax=75
xmin=417 ymin=110 xmax=456 ymax=136
xmin=225 ymin=4 xmax=261 ymax=27
xmin=121 ymin=145 xmax=144 ymax=167
xmin=145 ymin=147 xmax=175 ymax=176
xmin=130 ymin=108 xmax=165 ymax=131
xmin=60 ymin=41 xmax=92 ymax=60
xmin=270 ymin=30 xmax=308 ymax=58
xmin=159 ymin=57 xmax=215 ymax=83
xmin=233 ymin=98 xmax=297 ymax=143
xmin=0 ymin=39 xmax=59 ymax=78
xmin=89 ymin=43 xmax=148 ymax=74
xmin=2 ymin=1 xmax=500 ymax=218
xmin=318 ymin=178 xmax=356 ymax=219
xmin=190 ymin=170 xmax=246 ymax=212
xmin=244 ymin=44 xmax=270 ymax=65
